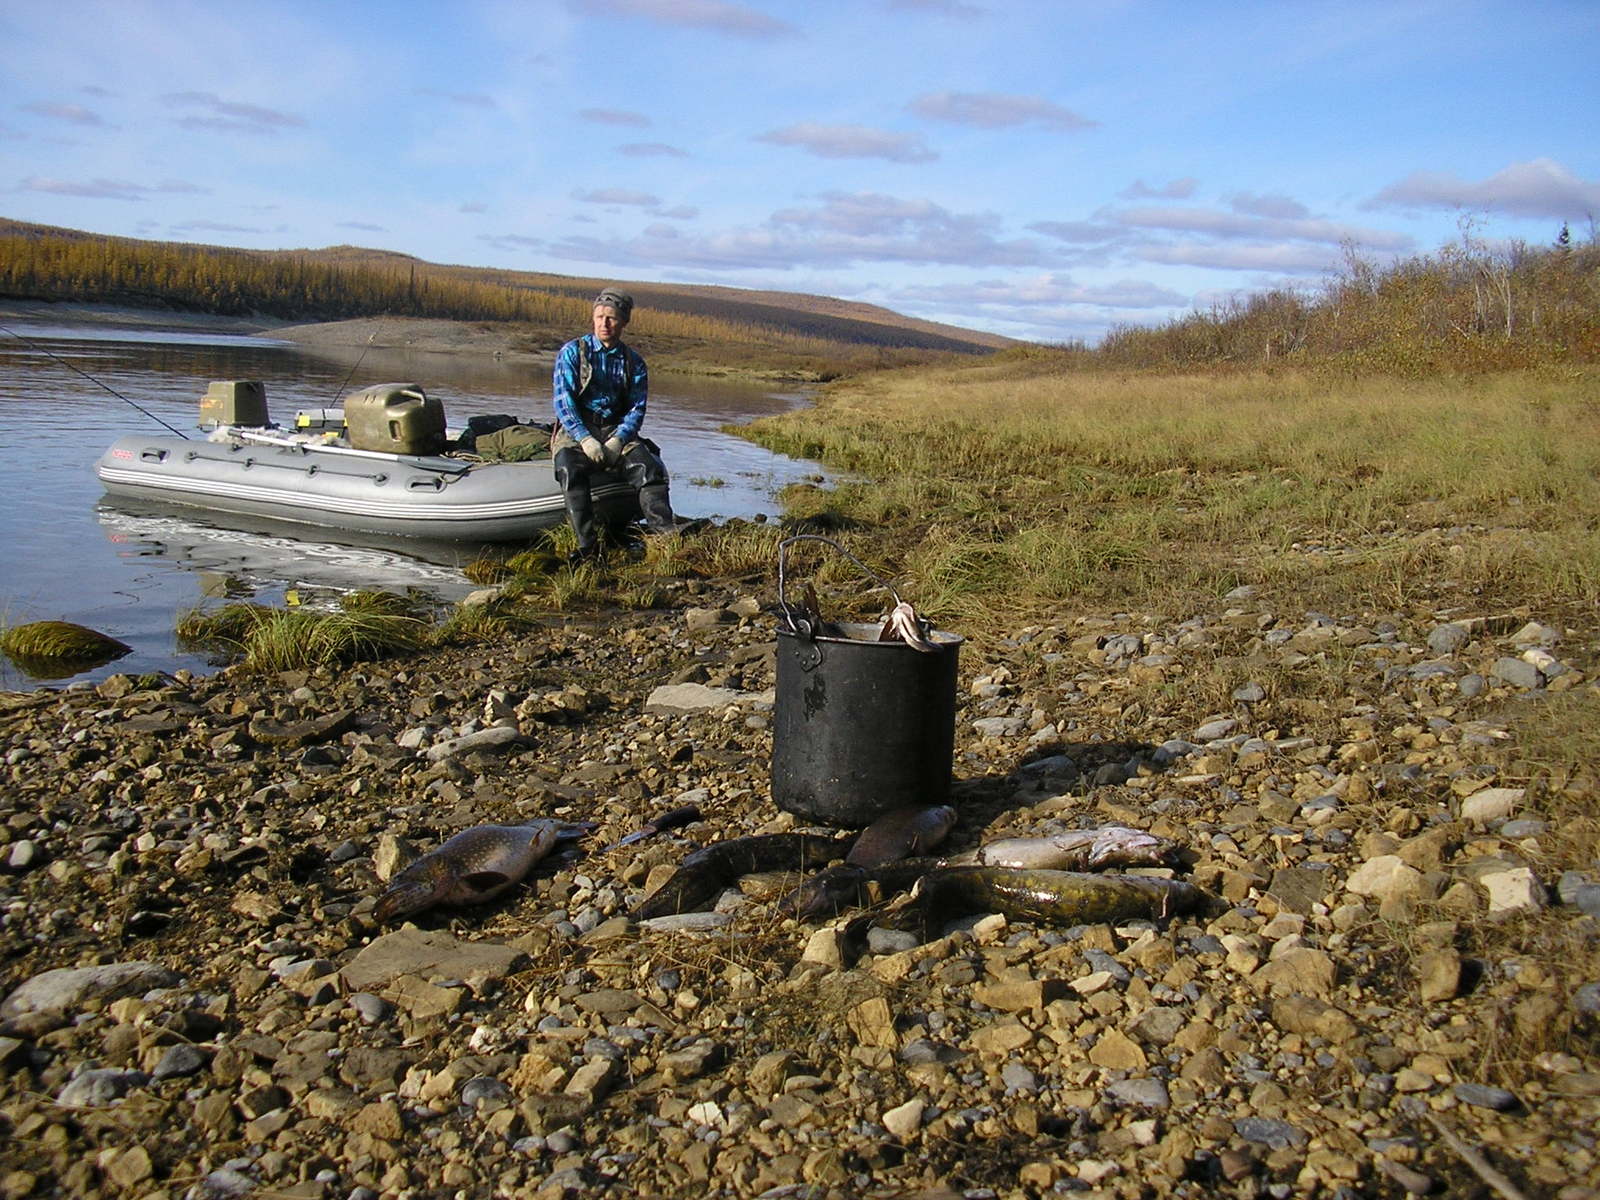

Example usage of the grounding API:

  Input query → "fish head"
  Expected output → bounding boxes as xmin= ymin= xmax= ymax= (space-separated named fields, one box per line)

xmin=919 ymin=805 xmax=958 ymax=846
xmin=1086 ymin=827 xmax=1184 ymax=868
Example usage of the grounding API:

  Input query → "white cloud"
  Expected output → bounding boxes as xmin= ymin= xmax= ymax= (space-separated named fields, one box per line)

xmin=618 ymin=142 xmax=690 ymax=157
xmin=170 ymin=220 xmax=271 ymax=234
xmin=159 ymin=92 xmax=307 ymax=135
xmin=586 ymin=0 xmax=797 ymax=38
xmin=534 ymin=191 xmax=1047 ymax=272
xmin=899 ymin=274 xmax=1186 ymax=310
xmin=480 ymin=233 xmax=545 ymax=253
xmin=756 ymin=123 xmax=937 ymax=163
xmin=20 ymin=101 xmax=108 ymax=127
xmin=1113 ymin=204 xmax=1412 ymax=250
xmin=1365 ymin=158 xmax=1600 ymax=221
xmin=1120 ymin=178 xmax=1199 ymax=200
xmin=580 ymin=108 xmax=652 ymax=127
xmin=573 ymin=188 xmax=663 ymax=207
xmin=21 ymin=176 xmax=207 ymax=201
xmin=909 ymin=91 xmax=1095 ymax=132
xmin=1228 ymin=192 xmax=1309 ymax=220
xmin=1136 ymin=241 xmax=1342 ymax=273
xmin=1028 ymin=219 xmax=1124 ymax=244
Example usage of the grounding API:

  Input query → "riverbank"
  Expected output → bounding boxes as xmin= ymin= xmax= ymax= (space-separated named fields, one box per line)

xmin=2 ymin=349 xmax=1597 ymax=1198
xmin=0 ymin=301 xmax=837 ymax=382
xmin=1 ymin=569 xmax=1597 ymax=1198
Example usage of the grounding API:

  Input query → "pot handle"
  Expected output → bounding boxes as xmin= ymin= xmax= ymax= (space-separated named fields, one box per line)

xmin=776 ymin=534 xmax=905 ymax=639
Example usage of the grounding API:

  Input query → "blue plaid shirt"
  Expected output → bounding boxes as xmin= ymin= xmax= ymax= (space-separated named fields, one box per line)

xmin=552 ymin=334 xmax=649 ymax=444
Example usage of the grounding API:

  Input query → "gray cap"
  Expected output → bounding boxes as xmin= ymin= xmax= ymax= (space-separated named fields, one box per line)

xmin=593 ymin=287 xmax=634 ymax=320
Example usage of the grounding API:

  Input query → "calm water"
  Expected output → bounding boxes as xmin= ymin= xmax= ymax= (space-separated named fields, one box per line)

xmin=0 ymin=316 xmax=826 ymax=688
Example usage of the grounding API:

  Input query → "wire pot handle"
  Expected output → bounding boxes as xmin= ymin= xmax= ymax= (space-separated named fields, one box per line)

xmin=776 ymin=534 xmax=905 ymax=632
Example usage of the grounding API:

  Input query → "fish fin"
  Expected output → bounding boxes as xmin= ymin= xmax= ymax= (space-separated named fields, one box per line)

xmin=461 ymin=870 xmax=514 ymax=894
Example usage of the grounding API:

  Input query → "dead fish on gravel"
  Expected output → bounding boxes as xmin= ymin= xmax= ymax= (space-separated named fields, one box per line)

xmin=633 ymin=831 xmax=852 ymax=920
xmin=948 ymin=825 xmax=1180 ymax=871
xmin=846 ymin=804 xmax=958 ymax=868
xmin=600 ymin=803 xmax=703 ymax=852
xmin=374 ymin=820 xmax=594 ymax=922
xmin=779 ymin=804 xmax=959 ymax=921
xmin=779 ymin=856 xmax=946 ymax=922
xmin=902 ymin=866 xmax=1208 ymax=940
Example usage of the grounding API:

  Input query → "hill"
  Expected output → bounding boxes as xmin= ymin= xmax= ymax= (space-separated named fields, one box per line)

xmin=0 ymin=218 xmax=1009 ymax=377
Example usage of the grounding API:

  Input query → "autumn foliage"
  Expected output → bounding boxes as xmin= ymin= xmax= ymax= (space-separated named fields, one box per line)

xmin=1097 ymin=228 xmax=1600 ymax=374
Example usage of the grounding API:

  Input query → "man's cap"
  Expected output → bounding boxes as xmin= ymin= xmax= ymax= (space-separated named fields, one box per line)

xmin=593 ymin=287 xmax=634 ymax=320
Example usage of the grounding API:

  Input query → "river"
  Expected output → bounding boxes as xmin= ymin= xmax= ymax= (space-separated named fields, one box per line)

xmin=0 ymin=313 xmax=825 ymax=689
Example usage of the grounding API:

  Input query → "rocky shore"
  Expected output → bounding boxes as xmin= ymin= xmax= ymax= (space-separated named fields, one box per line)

xmin=1 ymin=579 xmax=1597 ymax=1199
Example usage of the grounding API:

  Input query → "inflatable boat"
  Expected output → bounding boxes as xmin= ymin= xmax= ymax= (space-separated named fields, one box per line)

xmin=95 ymin=381 xmax=638 ymax=542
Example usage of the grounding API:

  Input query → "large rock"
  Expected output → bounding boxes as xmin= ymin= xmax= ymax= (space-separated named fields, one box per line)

xmin=1 ymin=961 xmax=179 ymax=1025
xmin=644 ymin=683 xmax=768 ymax=713
xmin=1460 ymin=787 xmax=1523 ymax=825
xmin=423 ymin=726 xmax=526 ymax=760
xmin=1479 ymin=866 xmax=1545 ymax=915
xmin=340 ymin=929 xmax=526 ymax=992
xmin=1345 ymin=856 xmax=1433 ymax=907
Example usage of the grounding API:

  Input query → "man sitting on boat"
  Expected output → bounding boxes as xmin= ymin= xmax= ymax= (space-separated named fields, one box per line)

xmin=551 ymin=286 xmax=680 ymax=564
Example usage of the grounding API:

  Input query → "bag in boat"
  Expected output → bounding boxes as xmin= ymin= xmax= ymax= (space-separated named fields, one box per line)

xmin=475 ymin=421 xmax=554 ymax=462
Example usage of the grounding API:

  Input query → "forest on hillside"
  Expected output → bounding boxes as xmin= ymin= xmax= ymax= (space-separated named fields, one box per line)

xmin=0 ymin=224 xmax=995 ymax=366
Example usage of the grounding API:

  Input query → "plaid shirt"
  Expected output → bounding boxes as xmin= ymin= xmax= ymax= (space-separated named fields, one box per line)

xmin=552 ymin=334 xmax=649 ymax=444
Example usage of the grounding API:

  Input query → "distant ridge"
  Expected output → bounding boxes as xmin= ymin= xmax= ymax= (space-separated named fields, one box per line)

xmin=0 ymin=217 xmax=1011 ymax=355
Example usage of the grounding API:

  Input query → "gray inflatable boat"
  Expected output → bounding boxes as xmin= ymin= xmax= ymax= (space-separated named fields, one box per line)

xmin=95 ymin=380 xmax=638 ymax=542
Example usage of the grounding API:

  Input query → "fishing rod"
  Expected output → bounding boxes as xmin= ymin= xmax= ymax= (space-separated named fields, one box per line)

xmin=1 ymin=322 xmax=191 ymax=439
xmin=331 ymin=322 xmax=382 ymax=407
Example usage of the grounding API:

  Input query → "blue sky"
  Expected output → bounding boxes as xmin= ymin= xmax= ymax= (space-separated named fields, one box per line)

xmin=3 ymin=0 xmax=1597 ymax=343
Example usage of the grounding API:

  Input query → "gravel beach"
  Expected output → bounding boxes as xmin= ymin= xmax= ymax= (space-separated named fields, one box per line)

xmin=2 ymin=575 xmax=1597 ymax=1199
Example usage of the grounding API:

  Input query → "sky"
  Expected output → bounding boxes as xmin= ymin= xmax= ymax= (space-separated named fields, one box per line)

xmin=2 ymin=0 xmax=1597 ymax=344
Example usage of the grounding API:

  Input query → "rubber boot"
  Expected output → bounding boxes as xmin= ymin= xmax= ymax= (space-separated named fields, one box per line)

xmin=638 ymin=483 xmax=677 ymax=534
xmin=555 ymin=449 xmax=601 ymax=558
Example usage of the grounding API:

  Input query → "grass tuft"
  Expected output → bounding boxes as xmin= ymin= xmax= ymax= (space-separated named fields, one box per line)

xmin=0 ymin=620 xmax=131 ymax=661
xmin=178 ymin=602 xmax=430 ymax=672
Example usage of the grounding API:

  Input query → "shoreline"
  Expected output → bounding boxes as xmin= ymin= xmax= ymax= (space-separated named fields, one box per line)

xmin=0 ymin=298 xmax=287 ymax=336
xmin=0 ymin=300 xmax=830 ymax=381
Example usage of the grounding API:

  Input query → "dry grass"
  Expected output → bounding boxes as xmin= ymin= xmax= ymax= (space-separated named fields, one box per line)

xmin=742 ymin=365 xmax=1600 ymax=639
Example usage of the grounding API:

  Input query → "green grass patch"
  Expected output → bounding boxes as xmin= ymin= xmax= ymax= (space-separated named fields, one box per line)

xmin=178 ymin=599 xmax=430 ymax=672
xmin=0 ymin=619 xmax=133 ymax=678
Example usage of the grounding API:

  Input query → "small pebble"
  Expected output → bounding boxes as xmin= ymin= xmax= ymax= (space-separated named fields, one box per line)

xmin=1453 ymin=1082 xmax=1519 ymax=1111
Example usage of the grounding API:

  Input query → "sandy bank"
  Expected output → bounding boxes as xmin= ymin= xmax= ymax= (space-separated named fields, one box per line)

xmin=272 ymin=316 xmax=550 ymax=359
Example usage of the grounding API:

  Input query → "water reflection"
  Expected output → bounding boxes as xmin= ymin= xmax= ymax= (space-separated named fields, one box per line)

xmin=0 ymin=317 xmax=826 ymax=687
xmin=96 ymin=500 xmax=484 ymax=603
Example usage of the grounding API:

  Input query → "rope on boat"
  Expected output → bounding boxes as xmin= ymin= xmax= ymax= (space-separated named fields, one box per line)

xmin=1 ymin=322 xmax=191 ymax=440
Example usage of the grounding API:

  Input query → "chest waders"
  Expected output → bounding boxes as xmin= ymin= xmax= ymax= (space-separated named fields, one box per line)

xmin=554 ymin=340 xmax=677 ymax=556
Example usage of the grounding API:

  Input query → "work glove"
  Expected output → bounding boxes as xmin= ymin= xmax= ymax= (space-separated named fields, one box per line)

xmin=603 ymin=436 xmax=625 ymax=466
xmin=580 ymin=436 xmax=606 ymax=465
